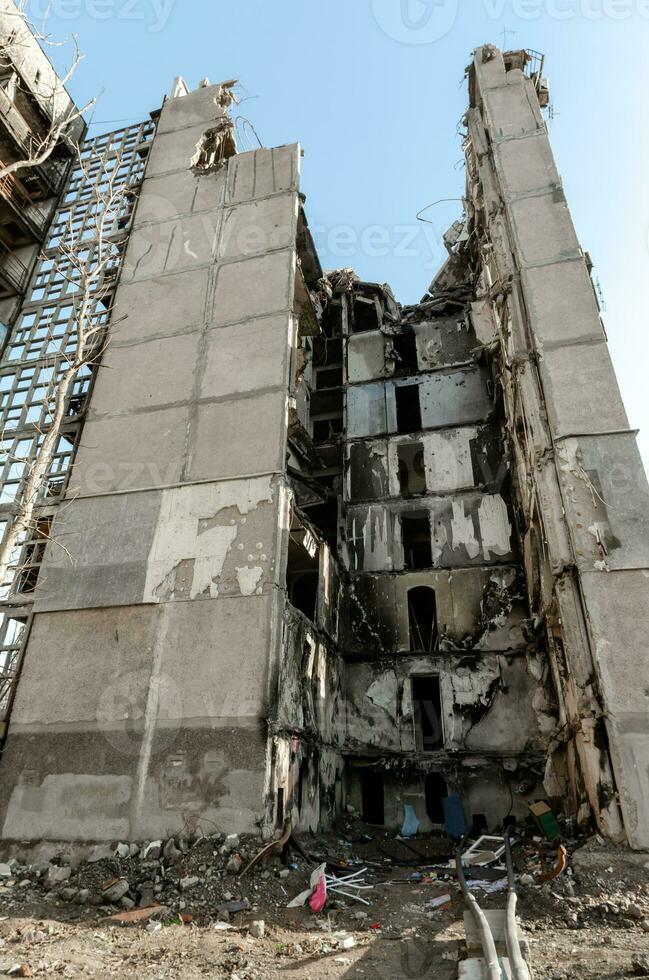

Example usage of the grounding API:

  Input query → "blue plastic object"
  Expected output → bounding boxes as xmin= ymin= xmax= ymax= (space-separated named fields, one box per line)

xmin=443 ymin=794 xmax=467 ymax=840
xmin=401 ymin=803 xmax=420 ymax=837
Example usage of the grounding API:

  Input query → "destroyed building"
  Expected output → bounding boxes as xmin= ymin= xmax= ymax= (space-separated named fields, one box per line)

xmin=0 ymin=32 xmax=648 ymax=852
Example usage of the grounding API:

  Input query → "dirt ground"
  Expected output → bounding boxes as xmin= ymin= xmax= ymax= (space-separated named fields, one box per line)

xmin=0 ymin=831 xmax=648 ymax=979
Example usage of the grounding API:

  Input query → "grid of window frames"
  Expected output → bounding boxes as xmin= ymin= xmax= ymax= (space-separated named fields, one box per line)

xmin=0 ymin=119 xmax=155 ymax=716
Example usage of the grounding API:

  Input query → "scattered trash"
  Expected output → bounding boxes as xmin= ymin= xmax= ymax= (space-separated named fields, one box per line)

xmin=309 ymin=865 xmax=327 ymax=914
xmin=108 ymin=904 xmax=167 ymax=925
xmin=462 ymin=836 xmax=506 ymax=867
xmin=287 ymin=862 xmax=372 ymax=912
xmin=427 ymin=893 xmax=452 ymax=908
xmin=529 ymin=801 xmax=561 ymax=841
xmin=467 ymin=878 xmax=508 ymax=894
xmin=539 ymin=844 xmax=569 ymax=882
xmin=325 ymin=867 xmax=373 ymax=906
xmin=145 ymin=921 xmax=162 ymax=934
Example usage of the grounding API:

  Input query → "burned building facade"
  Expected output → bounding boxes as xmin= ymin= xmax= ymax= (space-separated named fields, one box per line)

xmin=0 ymin=36 xmax=647 ymax=851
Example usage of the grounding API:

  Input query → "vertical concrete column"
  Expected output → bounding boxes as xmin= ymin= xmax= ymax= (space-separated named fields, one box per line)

xmin=471 ymin=46 xmax=649 ymax=847
xmin=0 ymin=83 xmax=303 ymax=842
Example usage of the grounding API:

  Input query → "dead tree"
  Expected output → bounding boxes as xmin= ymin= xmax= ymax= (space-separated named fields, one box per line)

xmin=0 ymin=0 xmax=95 ymax=183
xmin=0 ymin=148 xmax=132 ymax=599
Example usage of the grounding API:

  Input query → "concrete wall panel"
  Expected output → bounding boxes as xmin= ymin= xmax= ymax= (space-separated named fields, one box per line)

xmin=201 ymin=316 xmax=291 ymax=400
xmin=218 ymin=195 xmax=296 ymax=262
xmin=521 ymin=260 xmax=606 ymax=349
xmin=189 ymin=391 xmax=287 ymax=482
xmin=111 ymin=268 xmax=210 ymax=346
xmin=539 ymin=342 xmax=629 ymax=439
xmin=210 ymin=250 xmax=293 ymax=327
xmin=225 ymin=145 xmax=300 ymax=204
xmin=89 ymin=333 xmax=199 ymax=416
xmin=508 ymin=192 xmax=581 ymax=268
xmin=72 ymin=405 xmax=190 ymax=495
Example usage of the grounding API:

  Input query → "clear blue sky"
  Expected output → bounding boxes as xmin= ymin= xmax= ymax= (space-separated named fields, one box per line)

xmin=38 ymin=0 xmax=649 ymax=469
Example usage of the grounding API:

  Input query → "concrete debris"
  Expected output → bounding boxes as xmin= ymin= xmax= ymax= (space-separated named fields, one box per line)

xmin=45 ymin=866 xmax=71 ymax=889
xmin=223 ymin=834 xmax=240 ymax=854
xmin=179 ymin=876 xmax=201 ymax=892
xmin=226 ymin=855 xmax=243 ymax=875
xmin=163 ymin=839 xmax=183 ymax=865
xmin=101 ymin=878 xmax=130 ymax=903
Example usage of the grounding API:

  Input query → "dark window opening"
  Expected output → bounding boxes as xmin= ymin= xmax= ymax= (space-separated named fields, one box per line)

xmin=67 ymin=393 xmax=87 ymax=417
xmin=397 ymin=442 xmax=426 ymax=497
xmin=408 ymin=586 xmax=438 ymax=652
xmin=412 ymin=676 xmax=443 ymax=752
xmin=395 ymin=384 xmax=422 ymax=434
xmin=361 ymin=769 xmax=385 ymax=825
xmin=322 ymin=301 xmax=343 ymax=339
xmin=276 ymin=787 xmax=285 ymax=829
xmin=289 ymin=571 xmax=318 ymax=620
xmin=471 ymin=812 xmax=488 ymax=836
xmin=312 ymin=417 xmax=343 ymax=444
xmin=313 ymin=336 xmax=342 ymax=367
xmin=287 ymin=515 xmax=320 ymax=621
xmin=392 ymin=331 xmax=418 ymax=374
xmin=352 ymin=296 xmax=380 ymax=334
xmin=401 ymin=512 xmax=432 ymax=570
xmin=315 ymin=367 xmax=343 ymax=390
xmin=425 ymin=772 xmax=448 ymax=825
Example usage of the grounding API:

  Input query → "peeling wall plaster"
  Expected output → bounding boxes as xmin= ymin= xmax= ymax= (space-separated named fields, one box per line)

xmin=345 ymin=655 xmax=544 ymax=755
xmin=143 ymin=477 xmax=275 ymax=602
xmin=346 ymin=494 xmax=513 ymax=573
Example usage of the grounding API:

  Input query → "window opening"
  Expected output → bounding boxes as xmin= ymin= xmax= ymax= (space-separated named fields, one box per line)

xmin=361 ymin=769 xmax=385 ymax=825
xmin=408 ymin=586 xmax=438 ymax=652
xmin=397 ymin=441 xmax=426 ymax=497
xmin=425 ymin=772 xmax=448 ymax=824
xmin=401 ymin=511 xmax=432 ymax=570
xmin=395 ymin=383 xmax=422 ymax=434
xmin=412 ymin=676 xmax=443 ymax=751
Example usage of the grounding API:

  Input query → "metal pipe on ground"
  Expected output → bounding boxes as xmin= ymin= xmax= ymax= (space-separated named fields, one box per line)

xmin=504 ymin=831 xmax=532 ymax=980
xmin=455 ymin=845 xmax=501 ymax=980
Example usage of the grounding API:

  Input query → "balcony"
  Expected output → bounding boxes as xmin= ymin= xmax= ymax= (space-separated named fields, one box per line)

xmin=0 ymin=85 xmax=31 ymax=156
xmin=0 ymin=166 xmax=49 ymax=244
xmin=0 ymin=242 xmax=28 ymax=296
xmin=0 ymin=89 xmax=69 ymax=199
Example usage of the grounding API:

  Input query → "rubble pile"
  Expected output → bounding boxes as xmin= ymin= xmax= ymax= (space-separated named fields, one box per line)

xmin=517 ymin=838 xmax=649 ymax=936
xmin=0 ymin=832 xmax=316 ymax=926
xmin=0 ymin=820 xmax=647 ymax=980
